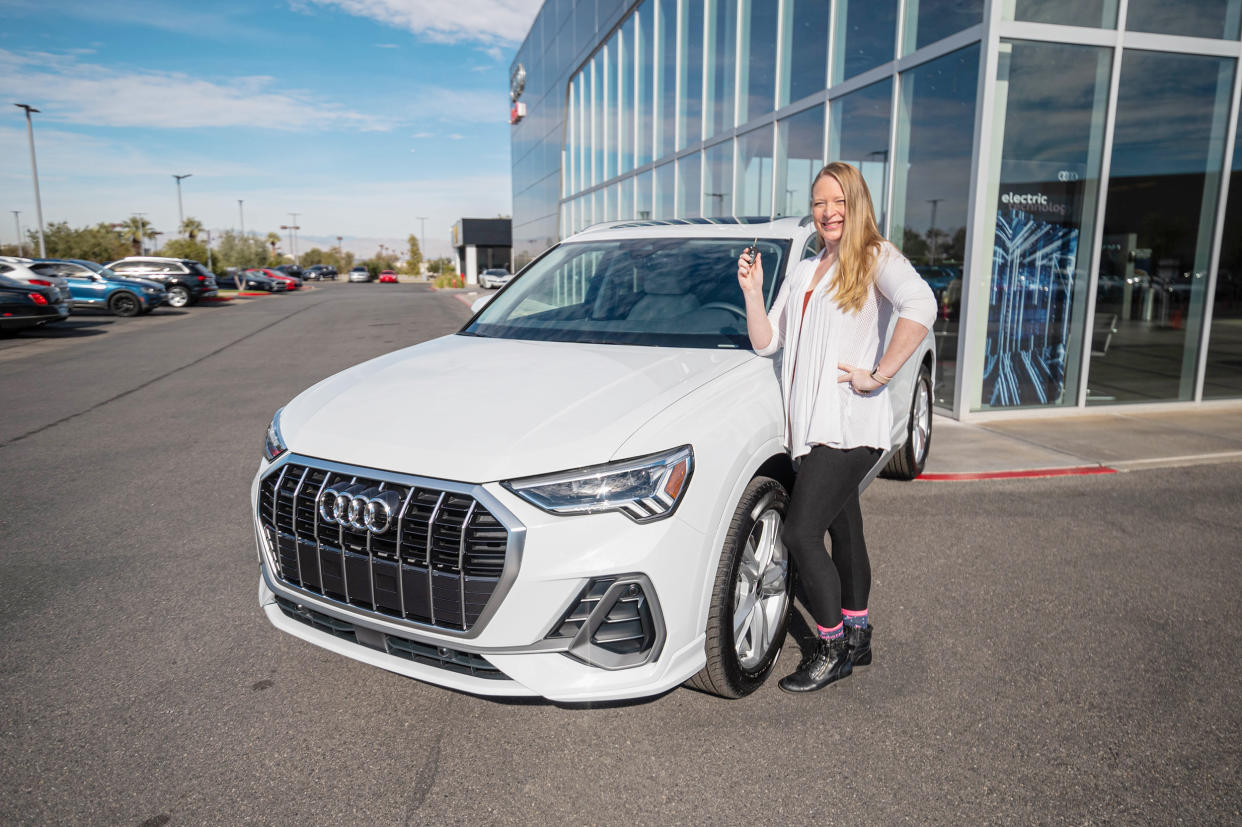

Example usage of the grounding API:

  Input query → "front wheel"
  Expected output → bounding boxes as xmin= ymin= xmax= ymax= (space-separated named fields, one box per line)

xmin=167 ymin=285 xmax=191 ymax=308
xmin=108 ymin=292 xmax=141 ymax=317
xmin=882 ymin=363 xmax=933 ymax=480
xmin=686 ymin=476 xmax=792 ymax=698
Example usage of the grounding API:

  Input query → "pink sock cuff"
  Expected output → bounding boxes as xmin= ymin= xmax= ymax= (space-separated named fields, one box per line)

xmin=817 ymin=622 xmax=844 ymax=639
xmin=842 ymin=608 xmax=868 ymax=617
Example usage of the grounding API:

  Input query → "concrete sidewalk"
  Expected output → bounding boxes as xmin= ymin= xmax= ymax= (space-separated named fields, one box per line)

xmin=924 ymin=403 xmax=1242 ymax=479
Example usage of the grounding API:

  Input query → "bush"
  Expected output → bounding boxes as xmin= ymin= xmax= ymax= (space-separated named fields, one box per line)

xmin=433 ymin=273 xmax=462 ymax=288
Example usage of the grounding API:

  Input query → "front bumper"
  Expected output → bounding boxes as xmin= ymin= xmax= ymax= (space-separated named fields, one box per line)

xmin=253 ymin=457 xmax=711 ymax=702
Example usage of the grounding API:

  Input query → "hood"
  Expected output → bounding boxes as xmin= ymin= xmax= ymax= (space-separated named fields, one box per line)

xmin=281 ymin=333 xmax=753 ymax=482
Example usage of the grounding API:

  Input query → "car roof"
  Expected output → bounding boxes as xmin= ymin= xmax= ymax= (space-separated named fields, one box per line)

xmin=567 ymin=215 xmax=811 ymax=242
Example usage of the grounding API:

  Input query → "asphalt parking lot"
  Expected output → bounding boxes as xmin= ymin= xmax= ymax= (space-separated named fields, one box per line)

xmin=1 ymin=281 xmax=1239 ymax=825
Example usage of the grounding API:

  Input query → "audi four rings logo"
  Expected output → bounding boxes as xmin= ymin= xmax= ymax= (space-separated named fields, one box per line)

xmin=319 ymin=485 xmax=403 ymax=534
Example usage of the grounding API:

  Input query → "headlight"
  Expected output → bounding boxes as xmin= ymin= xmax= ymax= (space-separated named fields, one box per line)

xmin=502 ymin=445 xmax=693 ymax=523
xmin=143 ymin=287 xmax=158 ymax=293
xmin=263 ymin=408 xmax=287 ymax=461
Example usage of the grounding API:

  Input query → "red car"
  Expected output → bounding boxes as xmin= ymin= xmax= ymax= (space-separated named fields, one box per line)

xmin=248 ymin=268 xmax=301 ymax=290
xmin=378 ymin=270 xmax=398 ymax=283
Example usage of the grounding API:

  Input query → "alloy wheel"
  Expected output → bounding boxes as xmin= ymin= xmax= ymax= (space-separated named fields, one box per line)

xmin=732 ymin=507 xmax=789 ymax=670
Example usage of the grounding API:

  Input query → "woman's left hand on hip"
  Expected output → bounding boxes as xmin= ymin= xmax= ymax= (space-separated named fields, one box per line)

xmin=837 ymin=363 xmax=883 ymax=396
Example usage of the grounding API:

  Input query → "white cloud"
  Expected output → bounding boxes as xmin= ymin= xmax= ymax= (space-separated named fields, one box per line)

xmin=411 ymin=131 xmax=435 ymax=138
xmin=303 ymin=0 xmax=542 ymax=46
xmin=0 ymin=49 xmax=383 ymax=131
xmin=375 ymin=42 xmax=399 ymax=48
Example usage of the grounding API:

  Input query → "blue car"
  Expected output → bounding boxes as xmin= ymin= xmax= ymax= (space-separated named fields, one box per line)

xmin=29 ymin=259 xmax=167 ymax=317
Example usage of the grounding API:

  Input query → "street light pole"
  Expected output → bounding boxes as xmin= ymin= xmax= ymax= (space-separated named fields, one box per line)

xmin=10 ymin=210 xmax=21 ymax=257
xmin=416 ymin=216 xmax=427 ymax=273
xmin=238 ymin=199 xmax=245 ymax=237
xmin=288 ymin=212 xmax=300 ymax=261
xmin=14 ymin=104 xmax=46 ymax=258
xmin=173 ymin=174 xmax=192 ymax=234
xmin=926 ymin=198 xmax=943 ymax=266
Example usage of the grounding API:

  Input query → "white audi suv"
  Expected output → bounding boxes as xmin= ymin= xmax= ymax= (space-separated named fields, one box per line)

xmin=253 ymin=217 xmax=936 ymax=702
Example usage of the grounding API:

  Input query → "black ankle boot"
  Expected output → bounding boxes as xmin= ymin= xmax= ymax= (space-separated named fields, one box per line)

xmin=844 ymin=623 xmax=872 ymax=667
xmin=778 ymin=637 xmax=852 ymax=693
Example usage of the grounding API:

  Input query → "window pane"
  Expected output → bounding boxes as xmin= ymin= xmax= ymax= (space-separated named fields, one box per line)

xmin=637 ymin=0 xmax=655 ymax=167
xmin=705 ymin=0 xmax=737 ymax=139
xmin=1010 ymin=0 xmax=1118 ymax=28
xmin=657 ymin=0 xmax=678 ymax=159
xmin=637 ymin=168 xmax=654 ymax=219
xmin=775 ymin=104 xmax=825 ymax=217
xmin=739 ymin=0 xmax=778 ymax=123
xmin=604 ymin=39 xmax=617 ymax=180
xmin=833 ymin=0 xmax=897 ymax=82
xmin=679 ymin=0 xmax=705 ymax=149
xmin=1088 ymin=51 xmax=1234 ymax=404
xmin=780 ymin=0 xmax=829 ymax=106
xmin=892 ymin=44 xmax=980 ymax=409
xmin=619 ymin=175 xmax=635 ymax=219
xmin=736 ymin=126 xmax=774 ymax=216
xmin=654 ymin=161 xmax=676 ymax=217
xmin=592 ymin=54 xmax=604 ymax=187
xmin=1126 ymin=0 xmax=1242 ymax=39
xmin=829 ymin=78 xmax=892 ymax=230
xmin=618 ymin=20 xmax=634 ymax=174
xmin=679 ymin=152 xmax=703 ymax=216
xmin=980 ymin=41 xmax=1112 ymax=410
xmin=904 ymin=0 xmax=983 ymax=54
xmin=1205 ymin=140 xmax=1242 ymax=398
xmin=703 ymin=140 xmax=735 ymax=215
xmin=566 ymin=76 xmax=578 ymax=196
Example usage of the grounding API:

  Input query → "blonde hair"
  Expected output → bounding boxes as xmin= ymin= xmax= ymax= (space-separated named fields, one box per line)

xmin=813 ymin=162 xmax=885 ymax=314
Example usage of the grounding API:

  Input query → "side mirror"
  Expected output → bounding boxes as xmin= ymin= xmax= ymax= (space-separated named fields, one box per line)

xmin=470 ymin=295 xmax=493 ymax=314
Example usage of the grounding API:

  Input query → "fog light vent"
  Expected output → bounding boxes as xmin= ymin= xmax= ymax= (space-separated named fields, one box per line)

xmin=546 ymin=574 xmax=665 ymax=670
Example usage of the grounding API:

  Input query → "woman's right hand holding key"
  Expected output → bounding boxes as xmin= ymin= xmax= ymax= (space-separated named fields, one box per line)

xmin=737 ymin=248 xmax=764 ymax=298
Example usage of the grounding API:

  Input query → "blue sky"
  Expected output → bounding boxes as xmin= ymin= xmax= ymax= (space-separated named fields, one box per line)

xmin=1 ymin=0 xmax=543 ymax=258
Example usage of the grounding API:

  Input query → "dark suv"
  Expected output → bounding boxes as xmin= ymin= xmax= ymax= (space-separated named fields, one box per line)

xmin=105 ymin=256 xmax=218 ymax=308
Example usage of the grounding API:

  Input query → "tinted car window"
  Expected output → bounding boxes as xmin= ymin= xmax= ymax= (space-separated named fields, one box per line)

xmin=465 ymin=237 xmax=789 ymax=350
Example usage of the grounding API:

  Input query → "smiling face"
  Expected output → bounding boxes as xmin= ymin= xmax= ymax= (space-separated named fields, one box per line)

xmin=812 ymin=174 xmax=847 ymax=250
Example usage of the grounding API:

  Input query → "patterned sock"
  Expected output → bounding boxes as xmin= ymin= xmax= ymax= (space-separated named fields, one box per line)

xmin=842 ymin=608 xmax=869 ymax=630
xmin=816 ymin=622 xmax=844 ymax=641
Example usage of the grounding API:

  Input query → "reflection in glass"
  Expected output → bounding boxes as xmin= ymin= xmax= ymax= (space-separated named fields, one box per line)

xmin=679 ymin=0 xmax=705 ymax=150
xmin=833 ymin=0 xmax=897 ymax=82
xmin=657 ymin=0 xmax=678 ymax=159
xmin=637 ymin=168 xmax=654 ymax=219
xmin=904 ymin=0 xmax=983 ymax=54
xmin=654 ymin=161 xmax=676 ymax=218
xmin=618 ymin=19 xmax=634 ymax=175
xmin=1010 ymin=0 xmax=1118 ymax=28
xmin=705 ymin=0 xmax=737 ymax=139
xmin=604 ymin=43 xmax=617 ymax=181
xmin=829 ymin=78 xmax=892 ymax=230
xmin=592 ymin=54 xmax=603 ymax=189
xmin=1089 ymin=51 xmax=1234 ymax=403
xmin=566 ymin=76 xmax=578 ymax=196
xmin=775 ymin=105 xmax=824 ymax=217
xmin=981 ymin=41 xmax=1111 ymax=409
xmin=779 ymin=0 xmax=829 ymax=106
xmin=620 ymin=176 xmax=635 ymax=220
xmin=736 ymin=126 xmax=774 ymax=217
xmin=637 ymin=0 xmax=654 ymax=167
xmin=740 ymin=0 xmax=778 ymax=123
xmin=892 ymin=44 xmax=980 ymax=408
xmin=1126 ymin=0 xmax=1242 ymax=40
xmin=679 ymin=152 xmax=703 ymax=217
xmin=703 ymin=140 xmax=734 ymax=216
xmin=1205 ymin=141 xmax=1242 ymax=398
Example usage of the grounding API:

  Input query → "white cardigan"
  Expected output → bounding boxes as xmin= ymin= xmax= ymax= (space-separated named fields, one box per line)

xmin=755 ymin=241 xmax=937 ymax=458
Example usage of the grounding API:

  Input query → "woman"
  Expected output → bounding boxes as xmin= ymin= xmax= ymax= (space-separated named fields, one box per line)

xmin=737 ymin=162 xmax=936 ymax=694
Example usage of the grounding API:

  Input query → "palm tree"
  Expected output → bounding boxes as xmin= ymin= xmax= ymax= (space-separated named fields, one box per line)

xmin=266 ymin=232 xmax=281 ymax=257
xmin=180 ymin=217 xmax=204 ymax=241
xmin=122 ymin=216 xmax=154 ymax=255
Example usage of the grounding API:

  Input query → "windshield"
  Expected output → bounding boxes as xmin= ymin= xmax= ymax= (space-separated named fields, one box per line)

xmin=463 ymin=236 xmax=788 ymax=349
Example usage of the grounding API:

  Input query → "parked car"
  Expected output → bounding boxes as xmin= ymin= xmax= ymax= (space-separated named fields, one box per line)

xmin=273 ymin=264 xmax=303 ymax=279
xmin=301 ymin=265 xmax=325 ymax=281
xmin=252 ymin=216 xmax=937 ymax=702
xmin=248 ymin=268 xmax=301 ymax=290
xmin=479 ymin=268 xmax=513 ymax=289
xmin=348 ymin=266 xmax=372 ymax=283
xmin=378 ymin=270 xmax=398 ymax=283
xmin=0 ymin=257 xmax=74 ymax=307
xmin=0 ymin=273 xmax=70 ymax=333
xmin=28 ymin=259 xmax=167 ymax=316
xmin=221 ymin=268 xmax=287 ymax=292
xmin=106 ymin=257 xmax=218 ymax=308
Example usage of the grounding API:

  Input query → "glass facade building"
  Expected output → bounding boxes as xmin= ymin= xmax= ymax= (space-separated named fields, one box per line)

xmin=509 ymin=0 xmax=1242 ymax=417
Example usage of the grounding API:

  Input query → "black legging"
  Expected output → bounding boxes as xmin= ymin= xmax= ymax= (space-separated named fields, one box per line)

xmin=781 ymin=444 xmax=882 ymax=628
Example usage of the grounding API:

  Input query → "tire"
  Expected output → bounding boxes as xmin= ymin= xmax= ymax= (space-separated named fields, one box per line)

xmin=107 ymin=291 xmax=141 ymax=317
xmin=686 ymin=476 xmax=792 ymax=698
xmin=882 ymin=363 xmax=933 ymax=480
xmin=167 ymin=285 xmax=191 ymax=308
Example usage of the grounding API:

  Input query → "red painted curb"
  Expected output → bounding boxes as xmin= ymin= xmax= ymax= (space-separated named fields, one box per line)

xmin=918 ymin=466 xmax=1118 ymax=482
